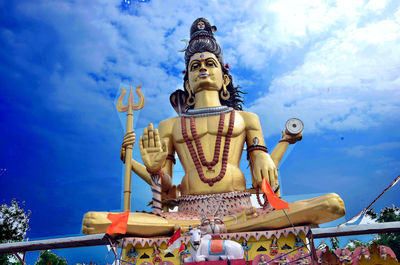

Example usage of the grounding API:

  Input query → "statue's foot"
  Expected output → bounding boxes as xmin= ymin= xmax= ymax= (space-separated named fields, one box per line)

xmin=82 ymin=211 xmax=175 ymax=236
xmin=224 ymin=193 xmax=345 ymax=232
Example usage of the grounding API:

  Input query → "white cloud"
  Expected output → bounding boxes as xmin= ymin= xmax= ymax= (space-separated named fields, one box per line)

xmin=365 ymin=0 xmax=390 ymax=13
xmin=8 ymin=0 xmax=400 ymax=135
xmin=249 ymin=4 xmax=400 ymax=135
xmin=339 ymin=142 xmax=400 ymax=158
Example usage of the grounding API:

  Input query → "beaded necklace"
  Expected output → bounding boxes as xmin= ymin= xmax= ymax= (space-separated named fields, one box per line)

xmin=191 ymin=112 xmax=225 ymax=170
xmin=181 ymin=110 xmax=235 ymax=186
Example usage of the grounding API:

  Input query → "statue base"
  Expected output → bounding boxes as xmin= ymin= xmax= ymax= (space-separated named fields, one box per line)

xmin=121 ymin=226 xmax=313 ymax=265
xmin=185 ymin=259 xmax=246 ymax=265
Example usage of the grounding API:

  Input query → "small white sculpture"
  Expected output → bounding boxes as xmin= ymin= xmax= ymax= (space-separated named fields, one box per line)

xmin=184 ymin=225 xmax=244 ymax=263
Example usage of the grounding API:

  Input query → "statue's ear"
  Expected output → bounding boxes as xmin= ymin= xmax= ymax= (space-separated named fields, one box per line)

xmin=223 ymin=74 xmax=231 ymax=87
xmin=185 ymin=80 xmax=191 ymax=93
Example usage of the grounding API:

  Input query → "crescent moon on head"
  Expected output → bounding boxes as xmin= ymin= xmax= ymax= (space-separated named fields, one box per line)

xmin=178 ymin=39 xmax=189 ymax=52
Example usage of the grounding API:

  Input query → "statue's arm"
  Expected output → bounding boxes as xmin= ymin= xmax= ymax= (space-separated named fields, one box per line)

xmin=270 ymin=130 xmax=302 ymax=167
xmin=241 ymin=111 xmax=278 ymax=189
xmin=130 ymin=158 xmax=151 ymax=185
xmin=157 ymin=118 xmax=175 ymax=191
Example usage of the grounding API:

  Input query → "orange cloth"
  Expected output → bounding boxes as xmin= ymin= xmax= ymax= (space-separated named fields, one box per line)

xmin=261 ymin=177 xmax=289 ymax=211
xmin=210 ymin=240 xmax=225 ymax=255
xmin=106 ymin=211 xmax=130 ymax=235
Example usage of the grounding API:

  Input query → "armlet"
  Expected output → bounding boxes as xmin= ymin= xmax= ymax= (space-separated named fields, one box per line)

xmin=246 ymin=145 xmax=268 ymax=160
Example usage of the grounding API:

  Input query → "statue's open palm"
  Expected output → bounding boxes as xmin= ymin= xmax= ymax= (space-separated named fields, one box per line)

xmin=139 ymin=123 xmax=168 ymax=172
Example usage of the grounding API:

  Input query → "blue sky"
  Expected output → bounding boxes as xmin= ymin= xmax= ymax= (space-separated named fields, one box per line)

xmin=1 ymin=0 xmax=399 ymax=263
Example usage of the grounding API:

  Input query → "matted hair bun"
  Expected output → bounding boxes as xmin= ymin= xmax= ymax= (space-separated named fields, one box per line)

xmin=185 ymin=18 xmax=222 ymax=67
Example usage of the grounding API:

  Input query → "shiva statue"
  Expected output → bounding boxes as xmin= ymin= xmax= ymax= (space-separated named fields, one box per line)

xmin=82 ymin=18 xmax=345 ymax=236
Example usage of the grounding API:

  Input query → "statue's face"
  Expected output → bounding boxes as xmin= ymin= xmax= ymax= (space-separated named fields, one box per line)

xmin=186 ymin=52 xmax=228 ymax=94
xmin=197 ymin=21 xmax=205 ymax=30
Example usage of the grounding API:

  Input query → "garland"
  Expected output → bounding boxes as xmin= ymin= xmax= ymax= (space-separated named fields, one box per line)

xmin=190 ymin=112 xmax=225 ymax=170
xmin=181 ymin=110 xmax=235 ymax=186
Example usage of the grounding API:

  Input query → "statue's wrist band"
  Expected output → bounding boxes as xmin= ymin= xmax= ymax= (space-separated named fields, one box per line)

xmin=246 ymin=145 xmax=268 ymax=160
xmin=279 ymin=139 xmax=297 ymax=144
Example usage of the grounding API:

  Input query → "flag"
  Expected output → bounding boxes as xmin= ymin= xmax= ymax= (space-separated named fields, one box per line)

xmin=179 ymin=241 xmax=185 ymax=254
xmin=164 ymin=228 xmax=182 ymax=253
xmin=261 ymin=177 xmax=290 ymax=211
xmin=106 ymin=211 xmax=130 ymax=235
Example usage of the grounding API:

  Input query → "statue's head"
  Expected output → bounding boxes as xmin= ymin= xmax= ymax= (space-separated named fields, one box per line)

xmin=183 ymin=18 xmax=243 ymax=110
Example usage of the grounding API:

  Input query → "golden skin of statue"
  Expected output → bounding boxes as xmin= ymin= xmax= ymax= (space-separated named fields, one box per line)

xmin=129 ymin=52 xmax=279 ymax=195
xmin=82 ymin=52 xmax=345 ymax=236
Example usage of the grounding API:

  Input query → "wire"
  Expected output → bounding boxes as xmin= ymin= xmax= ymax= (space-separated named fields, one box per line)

xmin=339 ymin=174 xmax=400 ymax=226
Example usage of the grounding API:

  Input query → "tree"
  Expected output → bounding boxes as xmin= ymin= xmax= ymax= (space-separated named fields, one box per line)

xmin=35 ymin=250 xmax=68 ymax=265
xmin=369 ymin=205 xmax=400 ymax=258
xmin=0 ymin=200 xmax=30 ymax=243
xmin=344 ymin=239 xmax=371 ymax=251
xmin=0 ymin=200 xmax=31 ymax=265
xmin=330 ymin=237 xmax=340 ymax=250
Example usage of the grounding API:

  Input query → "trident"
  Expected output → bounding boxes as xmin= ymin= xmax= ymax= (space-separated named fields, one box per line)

xmin=117 ymin=85 xmax=145 ymax=212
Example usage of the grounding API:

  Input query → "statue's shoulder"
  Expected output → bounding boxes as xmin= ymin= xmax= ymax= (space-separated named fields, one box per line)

xmin=158 ymin=117 xmax=179 ymax=137
xmin=237 ymin=110 xmax=260 ymax=119
xmin=237 ymin=110 xmax=261 ymax=128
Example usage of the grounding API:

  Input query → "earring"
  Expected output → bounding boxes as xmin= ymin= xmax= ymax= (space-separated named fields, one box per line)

xmin=186 ymin=90 xmax=195 ymax=106
xmin=220 ymin=85 xmax=230 ymax=100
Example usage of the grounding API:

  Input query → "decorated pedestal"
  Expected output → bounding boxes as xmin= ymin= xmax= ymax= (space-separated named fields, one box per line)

xmin=122 ymin=226 xmax=312 ymax=265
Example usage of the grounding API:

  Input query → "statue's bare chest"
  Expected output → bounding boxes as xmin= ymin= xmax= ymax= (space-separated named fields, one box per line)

xmin=172 ymin=111 xmax=245 ymax=144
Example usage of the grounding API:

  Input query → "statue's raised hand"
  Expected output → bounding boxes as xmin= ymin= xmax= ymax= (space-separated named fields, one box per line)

xmin=139 ymin=123 xmax=168 ymax=173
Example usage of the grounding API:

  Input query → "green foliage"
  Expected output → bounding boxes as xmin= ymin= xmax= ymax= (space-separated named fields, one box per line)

xmin=330 ymin=237 xmax=340 ymax=250
xmin=0 ymin=200 xmax=31 ymax=243
xmin=376 ymin=205 xmax=400 ymax=223
xmin=0 ymin=200 xmax=30 ymax=265
xmin=365 ymin=208 xmax=377 ymax=219
xmin=0 ymin=255 xmax=22 ymax=265
xmin=344 ymin=239 xmax=371 ymax=252
xmin=35 ymin=250 xmax=68 ymax=265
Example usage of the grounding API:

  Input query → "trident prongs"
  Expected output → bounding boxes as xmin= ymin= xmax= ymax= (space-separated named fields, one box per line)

xmin=117 ymin=85 xmax=145 ymax=113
